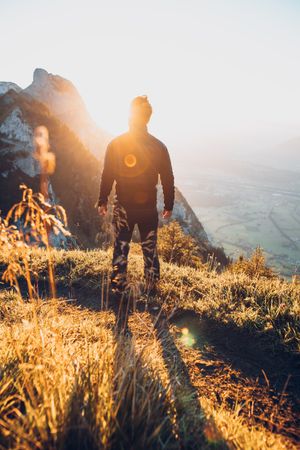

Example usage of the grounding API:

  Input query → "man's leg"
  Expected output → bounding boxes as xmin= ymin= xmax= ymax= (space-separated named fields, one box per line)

xmin=139 ymin=211 xmax=160 ymax=291
xmin=111 ymin=205 xmax=134 ymax=293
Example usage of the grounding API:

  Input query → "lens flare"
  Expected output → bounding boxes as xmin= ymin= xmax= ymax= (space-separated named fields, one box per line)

xmin=33 ymin=126 xmax=56 ymax=200
xmin=124 ymin=153 xmax=137 ymax=168
xmin=33 ymin=125 xmax=50 ymax=153
xmin=180 ymin=327 xmax=195 ymax=347
xmin=33 ymin=126 xmax=56 ymax=175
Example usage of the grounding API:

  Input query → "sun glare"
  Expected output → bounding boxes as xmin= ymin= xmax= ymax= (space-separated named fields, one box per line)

xmin=124 ymin=153 xmax=137 ymax=168
xmin=180 ymin=327 xmax=195 ymax=347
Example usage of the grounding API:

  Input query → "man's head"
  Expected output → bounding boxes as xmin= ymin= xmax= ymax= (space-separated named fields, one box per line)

xmin=129 ymin=95 xmax=152 ymax=128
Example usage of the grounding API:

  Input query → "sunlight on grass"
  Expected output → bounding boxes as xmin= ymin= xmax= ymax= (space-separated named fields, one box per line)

xmin=0 ymin=186 xmax=298 ymax=449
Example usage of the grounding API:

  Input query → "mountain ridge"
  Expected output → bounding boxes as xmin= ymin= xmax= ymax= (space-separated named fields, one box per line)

xmin=24 ymin=68 xmax=110 ymax=158
xmin=0 ymin=70 xmax=228 ymax=264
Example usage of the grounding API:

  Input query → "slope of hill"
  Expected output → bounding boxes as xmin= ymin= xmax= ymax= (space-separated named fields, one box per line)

xmin=0 ymin=248 xmax=299 ymax=449
xmin=0 ymin=84 xmax=227 ymax=262
xmin=0 ymin=82 xmax=22 ymax=95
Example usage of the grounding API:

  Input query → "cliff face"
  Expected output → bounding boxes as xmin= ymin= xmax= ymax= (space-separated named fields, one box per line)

xmin=24 ymin=68 xmax=110 ymax=158
xmin=0 ymin=82 xmax=22 ymax=96
xmin=0 ymin=71 xmax=227 ymax=263
xmin=0 ymin=90 xmax=101 ymax=247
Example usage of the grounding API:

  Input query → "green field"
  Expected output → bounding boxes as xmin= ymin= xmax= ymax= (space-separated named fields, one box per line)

xmin=178 ymin=162 xmax=300 ymax=277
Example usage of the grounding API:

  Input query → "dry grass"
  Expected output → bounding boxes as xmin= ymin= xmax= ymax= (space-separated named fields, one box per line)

xmin=0 ymin=290 xmax=237 ymax=449
xmin=0 ymin=295 xmax=181 ymax=449
xmin=0 ymin=287 xmax=297 ymax=449
xmin=0 ymin=247 xmax=299 ymax=449
xmin=2 ymin=247 xmax=297 ymax=355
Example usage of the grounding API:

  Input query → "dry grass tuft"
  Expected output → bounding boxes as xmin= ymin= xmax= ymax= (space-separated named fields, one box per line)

xmin=0 ymin=298 xmax=185 ymax=449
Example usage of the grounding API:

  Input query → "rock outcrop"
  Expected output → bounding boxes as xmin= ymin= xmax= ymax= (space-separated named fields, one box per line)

xmin=24 ymin=68 xmax=110 ymax=158
xmin=0 ymin=71 xmax=227 ymax=263
xmin=0 ymin=82 xmax=22 ymax=96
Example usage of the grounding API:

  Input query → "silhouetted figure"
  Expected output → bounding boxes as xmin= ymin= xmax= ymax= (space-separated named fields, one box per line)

xmin=98 ymin=96 xmax=174 ymax=295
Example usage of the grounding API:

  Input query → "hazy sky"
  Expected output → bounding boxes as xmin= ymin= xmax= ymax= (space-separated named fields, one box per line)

xmin=1 ymin=0 xmax=300 ymax=151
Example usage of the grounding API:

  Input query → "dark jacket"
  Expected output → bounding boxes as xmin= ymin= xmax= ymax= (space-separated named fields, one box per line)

xmin=98 ymin=126 xmax=175 ymax=211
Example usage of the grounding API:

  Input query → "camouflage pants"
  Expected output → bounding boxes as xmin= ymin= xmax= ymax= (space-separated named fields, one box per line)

xmin=111 ymin=203 xmax=160 ymax=291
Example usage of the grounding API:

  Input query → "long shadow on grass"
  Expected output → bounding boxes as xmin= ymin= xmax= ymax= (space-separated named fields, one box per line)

xmin=55 ymin=299 xmax=179 ymax=450
xmin=146 ymin=306 xmax=228 ymax=450
xmin=72 ymin=289 xmax=228 ymax=449
xmin=109 ymin=293 xmax=227 ymax=449
xmin=59 ymin=294 xmax=180 ymax=450
xmin=109 ymin=303 xmax=180 ymax=450
xmin=58 ymin=379 xmax=102 ymax=450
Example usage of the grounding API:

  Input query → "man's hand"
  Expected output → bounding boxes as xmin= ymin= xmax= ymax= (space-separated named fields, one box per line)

xmin=162 ymin=209 xmax=172 ymax=219
xmin=98 ymin=205 xmax=108 ymax=216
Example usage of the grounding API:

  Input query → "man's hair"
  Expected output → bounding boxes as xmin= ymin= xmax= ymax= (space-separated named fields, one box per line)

xmin=130 ymin=95 xmax=152 ymax=123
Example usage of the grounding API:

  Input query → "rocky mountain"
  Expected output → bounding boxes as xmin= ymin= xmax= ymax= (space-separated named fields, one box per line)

xmin=0 ymin=90 xmax=100 ymax=247
xmin=0 ymin=70 xmax=228 ymax=264
xmin=24 ymin=68 xmax=110 ymax=158
xmin=0 ymin=82 xmax=22 ymax=95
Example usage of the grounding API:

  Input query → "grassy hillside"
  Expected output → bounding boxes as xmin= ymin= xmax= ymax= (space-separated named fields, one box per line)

xmin=0 ymin=248 xmax=299 ymax=449
xmin=0 ymin=90 xmax=228 ymax=264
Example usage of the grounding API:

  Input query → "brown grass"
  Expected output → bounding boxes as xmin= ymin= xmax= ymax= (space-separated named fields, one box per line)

xmin=0 ymin=294 xmax=224 ymax=449
xmin=2 ymin=247 xmax=297 ymax=355
xmin=0 ymin=287 xmax=297 ymax=449
xmin=0 ymin=228 xmax=299 ymax=448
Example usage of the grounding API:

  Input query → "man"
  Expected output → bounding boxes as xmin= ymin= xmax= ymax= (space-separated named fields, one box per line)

xmin=98 ymin=96 xmax=174 ymax=296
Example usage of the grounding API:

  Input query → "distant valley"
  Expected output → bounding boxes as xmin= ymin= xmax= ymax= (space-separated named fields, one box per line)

xmin=176 ymin=157 xmax=300 ymax=277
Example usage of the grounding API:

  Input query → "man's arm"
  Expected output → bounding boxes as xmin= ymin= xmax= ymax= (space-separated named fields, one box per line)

xmin=159 ymin=145 xmax=175 ymax=215
xmin=98 ymin=143 xmax=115 ymax=214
